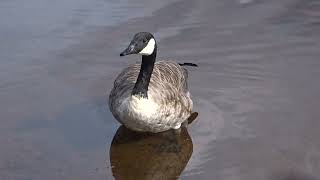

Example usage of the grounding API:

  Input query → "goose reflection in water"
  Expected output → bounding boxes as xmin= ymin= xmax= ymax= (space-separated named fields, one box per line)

xmin=109 ymin=112 xmax=198 ymax=180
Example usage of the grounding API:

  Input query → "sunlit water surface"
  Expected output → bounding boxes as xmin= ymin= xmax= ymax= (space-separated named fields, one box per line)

xmin=1 ymin=0 xmax=320 ymax=179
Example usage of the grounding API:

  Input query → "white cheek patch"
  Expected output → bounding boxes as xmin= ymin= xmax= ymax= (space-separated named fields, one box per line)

xmin=139 ymin=38 xmax=155 ymax=55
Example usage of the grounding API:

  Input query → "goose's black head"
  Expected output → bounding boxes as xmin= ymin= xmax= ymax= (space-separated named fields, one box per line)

xmin=120 ymin=32 xmax=156 ymax=57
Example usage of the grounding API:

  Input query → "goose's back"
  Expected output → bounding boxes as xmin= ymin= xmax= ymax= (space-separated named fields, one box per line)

xmin=111 ymin=61 xmax=188 ymax=97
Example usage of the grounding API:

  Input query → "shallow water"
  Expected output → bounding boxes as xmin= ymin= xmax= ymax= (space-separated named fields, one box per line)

xmin=1 ymin=0 xmax=320 ymax=179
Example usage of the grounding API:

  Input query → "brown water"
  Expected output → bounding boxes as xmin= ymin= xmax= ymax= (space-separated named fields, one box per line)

xmin=1 ymin=0 xmax=320 ymax=179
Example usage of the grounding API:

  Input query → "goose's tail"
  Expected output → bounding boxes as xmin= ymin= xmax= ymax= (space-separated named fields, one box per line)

xmin=179 ymin=63 xmax=198 ymax=67
xmin=187 ymin=112 xmax=198 ymax=124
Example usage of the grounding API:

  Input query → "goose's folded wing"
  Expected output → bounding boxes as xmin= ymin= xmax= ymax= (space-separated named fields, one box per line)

xmin=151 ymin=61 xmax=189 ymax=93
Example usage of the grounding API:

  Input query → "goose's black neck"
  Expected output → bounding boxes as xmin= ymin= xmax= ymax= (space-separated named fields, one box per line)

xmin=132 ymin=46 xmax=157 ymax=98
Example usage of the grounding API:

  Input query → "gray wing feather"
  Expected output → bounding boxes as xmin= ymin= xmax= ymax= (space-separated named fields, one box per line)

xmin=148 ymin=61 xmax=193 ymax=118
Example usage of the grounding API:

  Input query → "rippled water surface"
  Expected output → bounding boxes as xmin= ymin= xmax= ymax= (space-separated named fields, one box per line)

xmin=1 ymin=0 xmax=320 ymax=179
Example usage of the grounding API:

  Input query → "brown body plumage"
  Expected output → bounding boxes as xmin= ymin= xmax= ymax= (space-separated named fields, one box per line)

xmin=109 ymin=61 xmax=193 ymax=132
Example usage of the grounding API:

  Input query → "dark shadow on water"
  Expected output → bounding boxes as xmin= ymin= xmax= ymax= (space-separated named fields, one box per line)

xmin=109 ymin=126 xmax=193 ymax=180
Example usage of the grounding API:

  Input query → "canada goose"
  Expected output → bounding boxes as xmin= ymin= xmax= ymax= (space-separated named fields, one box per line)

xmin=108 ymin=32 xmax=196 ymax=133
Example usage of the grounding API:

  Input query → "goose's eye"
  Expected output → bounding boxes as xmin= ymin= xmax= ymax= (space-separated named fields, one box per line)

xmin=143 ymin=39 xmax=147 ymax=43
